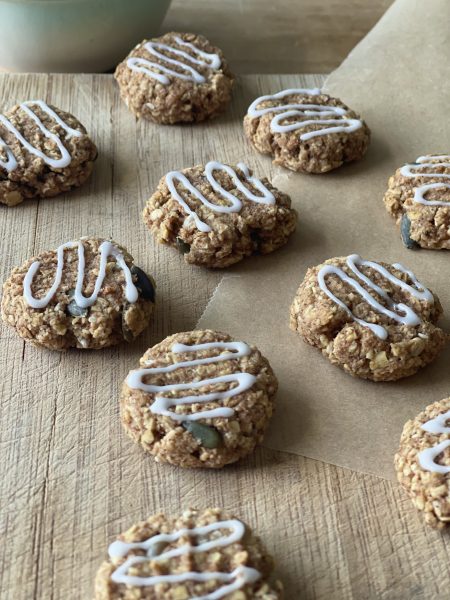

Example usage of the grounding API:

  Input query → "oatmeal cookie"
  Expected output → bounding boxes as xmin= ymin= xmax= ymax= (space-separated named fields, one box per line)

xmin=115 ymin=32 xmax=234 ymax=124
xmin=120 ymin=329 xmax=278 ymax=468
xmin=290 ymin=254 xmax=447 ymax=381
xmin=395 ymin=398 xmax=450 ymax=529
xmin=94 ymin=507 xmax=283 ymax=600
xmin=384 ymin=154 xmax=450 ymax=250
xmin=0 ymin=100 xmax=97 ymax=206
xmin=1 ymin=237 xmax=155 ymax=350
xmin=143 ymin=161 xmax=297 ymax=268
xmin=244 ymin=87 xmax=370 ymax=173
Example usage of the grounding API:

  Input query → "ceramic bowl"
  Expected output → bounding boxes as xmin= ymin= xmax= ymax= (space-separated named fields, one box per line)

xmin=0 ymin=0 xmax=172 ymax=73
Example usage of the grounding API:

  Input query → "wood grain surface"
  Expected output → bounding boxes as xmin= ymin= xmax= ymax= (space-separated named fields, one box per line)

xmin=163 ymin=0 xmax=393 ymax=74
xmin=0 ymin=73 xmax=448 ymax=600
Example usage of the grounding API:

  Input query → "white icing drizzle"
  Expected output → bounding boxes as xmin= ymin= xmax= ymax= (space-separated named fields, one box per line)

xmin=165 ymin=161 xmax=275 ymax=233
xmin=0 ymin=137 xmax=18 ymax=172
xmin=126 ymin=340 xmax=256 ymax=421
xmin=317 ymin=254 xmax=433 ymax=340
xmin=418 ymin=440 xmax=450 ymax=474
xmin=417 ymin=409 xmax=450 ymax=474
xmin=109 ymin=519 xmax=245 ymax=560
xmin=422 ymin=410 xmax=450 ymax=434
xmin=247 ymin=88 xmax=363 ymax=141
xmin=0 ymin=100 xmax=82 ymax=172
xmin=400 ymin=155 xmax=450 ymax=207
xmin=23 ymin=240 xmax=138 ymax=309
xmin=111 ymin=563 xmax=259 ymax=599
xmin=127 ymin=35 xmax=221 ymax=84
xmin=108 ymin=519 xmax=261 ymax=598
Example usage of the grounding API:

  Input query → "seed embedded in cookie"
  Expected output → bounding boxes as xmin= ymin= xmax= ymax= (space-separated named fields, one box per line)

xmin=114 ymin=32 xmax=234 ymax=124
xmin=0 ymin=100 xmax=97 ymax=206
xmin=94 ymin=508 xmax=283 ymax=600
xmin=243 ymin=87 xmax=370 ymax=174
xmin=290 ymin=254 xmax=447 ymax=381
xmin=384 ymin=154 xmax=450 ymax=250
xmin=143 ymin=161 xmax=297 ymax=268
xmin=1 ymin=237 xmax=155 ymax=350
xmin=120 ymin=329 xmax=278 ymax=468
xmin=395 ymin=398 xmax=450 ymax=529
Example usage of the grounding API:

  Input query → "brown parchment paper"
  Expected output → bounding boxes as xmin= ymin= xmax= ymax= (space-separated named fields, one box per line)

xmin=198 ymin=0 xmax=450 ymax=479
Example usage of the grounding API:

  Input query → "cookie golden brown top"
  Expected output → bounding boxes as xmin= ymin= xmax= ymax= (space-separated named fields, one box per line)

xmin=244 ymin=87 xmax=370 ymax=173
xmin=384 ymin=154 xmax=450 ymax=250
xmin=120 ymin=329 xmax=278 ymax=468
xmin=143 ymin=161 xmax=297 ymax=268
xmin=395 ymin=398 xmax=450 ymax=529
xmin=94 ymin=508 xmax=283 ymax=599
xmin=1 ymin=237 xmax=155 ymax=350
xmin=0 ymin=100 xmax=97 ymax=206
xmin=115 ymin=32 xmax=234 ymax=124
xmin=290 ymin=254 xmax=447 ymax=381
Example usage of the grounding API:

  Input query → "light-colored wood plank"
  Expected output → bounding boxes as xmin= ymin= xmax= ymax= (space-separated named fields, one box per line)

xmin=0 ymin=73 xmax=448 ymax=600
xmin=163 ymin=0 xmax=394 ymax=74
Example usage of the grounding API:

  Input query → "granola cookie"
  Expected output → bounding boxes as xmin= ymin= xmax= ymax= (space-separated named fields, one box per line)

xmin=1 ymin=237 xmax=155 ymax=350
xmin=290 ymin=254 xmax=447 ymax=381
xmin=0 ymin=100 xmax=97 ymax=206
xmin=94 ymin=508 xmax=283 ymax=600
xmin=115 ymin=32 xmax=234 ymax=124
xmin=395 ymin=398 xmax=450 ymax=529
xmin=142 ymin=161 xmax=297 ymax=268
xmin=384 ymin=155 xmax=450 ymax=250
xmin=244 ymin=87 xmax=370 ymax=173
xmin=120 ymin=329 xmax=278 ymax=468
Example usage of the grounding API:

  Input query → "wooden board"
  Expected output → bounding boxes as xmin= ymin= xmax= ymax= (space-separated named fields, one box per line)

xmin=0 ymin=73 xmax=449 ymax=600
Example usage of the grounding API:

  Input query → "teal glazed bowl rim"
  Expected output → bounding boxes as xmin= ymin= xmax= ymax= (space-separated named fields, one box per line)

xmin=0 ymin=0 xmax=172 ymax=72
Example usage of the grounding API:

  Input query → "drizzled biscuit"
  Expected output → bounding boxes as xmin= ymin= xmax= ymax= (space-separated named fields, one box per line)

xmin=115 ymin=32 xmax=234 ymax=124
xmin=143 ymin=161 xmax=297 ymax=268
xmin=244 ymin=88 xmax=370 ymax=173
xmin=395 ymin=398 xmax=450 ymax=528
xmin=1 ymin=237 xmax=155 ymax=350
xmin=0 ymin=100 xmax=97 ymax=206
xmin=120 ymin=329 xmax=278 ymax=468
xmin=384 ymin=155 xmax=450 ymax=250
xmin=94 ymin=508 xmax=283 ymax=599
xmin=290 ymin=254 xmax=447 ymax=381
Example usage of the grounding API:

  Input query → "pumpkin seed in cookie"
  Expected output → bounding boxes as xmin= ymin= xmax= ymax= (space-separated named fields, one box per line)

xmin=131 ymin=265 xmax=155 ymax=302
xmin=66 ymin=289 xmax=88 ymax=318
xmin=400 ymin=213 xmax=419 ymax=249
xmin=176 ymin=237 xmax=191 ymax=255
xmin=182 ymin=421 xmax=222 ymax=449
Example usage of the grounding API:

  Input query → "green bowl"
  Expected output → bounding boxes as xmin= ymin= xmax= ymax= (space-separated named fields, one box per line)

xmin=0 ymin=0 xmax=172 ymax=72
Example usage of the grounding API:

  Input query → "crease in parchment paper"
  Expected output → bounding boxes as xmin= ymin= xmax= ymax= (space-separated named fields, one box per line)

xmin=198 ymin=0 xmax=450 ymax=479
